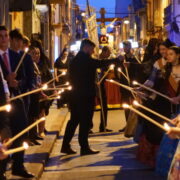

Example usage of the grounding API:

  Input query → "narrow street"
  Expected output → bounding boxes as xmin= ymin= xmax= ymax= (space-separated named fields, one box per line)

xmin=40 ymin=109 xmax=165 ymax=180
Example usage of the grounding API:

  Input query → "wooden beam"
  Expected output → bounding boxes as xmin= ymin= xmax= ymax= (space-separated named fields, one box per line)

xmin=96 ymin=17 xmax=122 ymax=22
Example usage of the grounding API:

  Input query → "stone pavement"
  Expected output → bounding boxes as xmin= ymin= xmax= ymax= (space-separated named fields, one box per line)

xmin=7 ymin=104 xmax=68 ymax=180
xmin=40 ymin=110 xmax=166 ymax=180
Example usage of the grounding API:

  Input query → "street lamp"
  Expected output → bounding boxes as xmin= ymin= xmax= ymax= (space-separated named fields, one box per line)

xmin=110 ymin=24 xmax=114 ymax=28
xmin=124 ymin=20 xmax=130 ymax=24
xmin=36 ymin=4 xmax=48 ymax=13
xmin=81 ymin=12 xmax=86 ymax=17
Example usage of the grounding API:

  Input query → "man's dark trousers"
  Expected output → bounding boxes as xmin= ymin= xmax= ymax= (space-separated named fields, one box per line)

xmin=62 ymin=95 xmax=94 ymax=149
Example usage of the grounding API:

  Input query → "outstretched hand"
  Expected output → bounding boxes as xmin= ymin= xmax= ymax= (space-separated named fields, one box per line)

xmin=0 ymin=143 xmax=8 ymax=160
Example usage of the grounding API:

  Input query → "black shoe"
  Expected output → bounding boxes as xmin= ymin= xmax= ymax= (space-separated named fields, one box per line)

xmin=61 ymin=146 xmax=77 ymax=154
xmin=89 ymin=130 xmax=94 ymax=134
xmin=99 ymin=129 xmax=113 ymax=132
xmin=106 ymin=129 xmax=113 ymax=132
xmin=80 ymin=148 xmax=100 ymax=156
xmin=44 ymin=128 xmax=48 ymax=134
xmin=30 ymin=139 xmax=41 ymax=145
xmin=12 ymin=168 xmax=34 ymax=178
xmin=25 ymin=139 xmax=34 ymax=146
xmin=119 ymin=127 xmax=126 ymax=133
xmin=35 ymin=135 xmax=43 ymax=140
xmin=0 ymin=174 xmax=6 ymax=180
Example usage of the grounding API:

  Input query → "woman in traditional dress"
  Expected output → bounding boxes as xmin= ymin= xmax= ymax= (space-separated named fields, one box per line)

xmin=136 ymin=41 xmax=176 ymax=168
xmin=31 ymin=40 xmax=54 ymax=137
xmin=167 ymin=114 xmax=180 ymax=180
xmin=164 ymin=46 xmax=180 ymax=180
xmin=156 ymin=46 xmax=180 ymax=177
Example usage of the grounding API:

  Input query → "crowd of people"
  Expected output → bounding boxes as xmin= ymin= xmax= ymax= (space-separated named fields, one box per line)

xmin=0 ymin=24 xmax=180 ymax=180
xmin=0 ymin=26 xmax=53 ymax=179
xmin=58 ymin=38 xmax=180 ymax=179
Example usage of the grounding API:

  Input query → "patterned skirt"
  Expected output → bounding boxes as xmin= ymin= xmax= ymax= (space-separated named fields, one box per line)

xmin=156 ymin=134 xmax=179 ymax=177
xmin=168 ymin=142 xmax=180 ymax=180
xmin=137 ymin=134 xmax=159 ymax=168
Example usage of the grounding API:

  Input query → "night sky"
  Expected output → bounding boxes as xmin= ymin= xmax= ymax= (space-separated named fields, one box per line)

xmin=76 ymin=0 xmax=132 ymax=18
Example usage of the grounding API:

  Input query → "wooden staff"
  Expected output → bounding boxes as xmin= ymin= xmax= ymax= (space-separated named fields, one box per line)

xmin=3 ymin=142 xmax=29 ymax=155
xmin=122 ymin=104 xmax=167 ymax=131
xmin=10 ymin=84 xmax=48 ymax=101
xmin=45 ymin=86 xmax=71 ymax=91
xmin=56 ymin=82 xmax=69 ymax=88
xmin=123 ymin=59 xmax=130 ymax=84
xmin=46 ymin=71 xmax=66 ymax=85
xmin=14 ymin=48 xmax=29 ymax=74
xmin=97 ymin=64 xmax=115 ymax=85
xmin=4 ymin=117 xmax=45 ymax=146
xmin=0 ymin=104 xmax=11 ymax=112
xmin=133 ymin=100 xmax=173 ymax=124
xmin=96 ymin=70 xmax=106 ymax=132
xmin=164 ymin=123 xmax=180 ymax=137
xmin=117 ymin=68 xmax=129 ymax=81
xmin=132 ymin=81 xmax=172 ymax=101
xmin=134 ymin=55 xmax=142 ymax=64
xmin=48 ymin=96 xmax=61 ymax=100
xmin=106 ymin=79 xmax=137 ymax=95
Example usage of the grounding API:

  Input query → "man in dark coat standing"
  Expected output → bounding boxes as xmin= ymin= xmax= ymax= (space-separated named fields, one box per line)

xmin=61 ymin=39 xmax=121 ymax=156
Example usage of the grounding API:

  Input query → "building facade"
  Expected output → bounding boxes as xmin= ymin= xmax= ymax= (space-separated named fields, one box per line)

xmin=0 ymin=0 xmax=77 ymax=65
xmin=130 ymin=0 xmax=180 ymax=46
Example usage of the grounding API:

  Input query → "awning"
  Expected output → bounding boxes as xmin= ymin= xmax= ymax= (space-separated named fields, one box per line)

xmin=9 ymin=0 xmax=32 ymax=11
xmin=49 ymin=0 xmax=65 ymax=5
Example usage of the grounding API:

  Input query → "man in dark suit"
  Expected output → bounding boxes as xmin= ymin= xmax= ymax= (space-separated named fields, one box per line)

xmin=61 ymin=39 xmax=121 ymax=156
xmin=0 ymin=26 xmax=34 ymax=178
xmin=9 ymin=29 xmax=36 ymax=112
xmin=118 ymin=41 xmax=138 ymax=132
xmin=0 ymin=65 xmax=10 ymax=180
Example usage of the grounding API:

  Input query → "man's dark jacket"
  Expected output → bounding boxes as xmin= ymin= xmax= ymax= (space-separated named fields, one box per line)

xmin=69 ymin=51 xmax=120 ymax=98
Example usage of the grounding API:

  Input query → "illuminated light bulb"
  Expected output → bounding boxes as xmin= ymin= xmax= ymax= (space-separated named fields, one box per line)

xmin=132 ymin=81 xmax=138 ymax=85
xmin=164 ymin=123 xmax=171 ymax=131
xmin=81 ymin=12 xmax=86 ymax=17
xmin=133 ymin=100 xmax=139 ymax=106
xmin=25 ymin=47 xmax=29 ymax=53
xmin=109 ymin=64 xmax=115 ymax=70
xmin=40 ymin=117 xmax=46 ymax=121
xmin=42 ymin=84 xmax=48 ymax=90
xmin=66 ymin=82 xmax=69 ymax=85
xmin=62 ymin=71 xmax=66 ymax=75
xmin=23 ymin=142 xmax=29 ymax=150
xmin=122 ymin=104 xmax=130 ymax=109
xmin=68 ymin=86 xmax=72 ymax=90
xmin=61 ymin=89 xmax=64 ymax=92
xmin=118 ymin=68 xmax=122 ymax=72
xmin=5 ymin=104 xmax=11 ymax=112
xmin=57 ymin=96 xmax=61 ymax=99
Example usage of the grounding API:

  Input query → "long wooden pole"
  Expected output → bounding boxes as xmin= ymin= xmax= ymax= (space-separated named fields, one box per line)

xmin=123 ymin=104 xmax=167 ymax=131
xmin=133 ymin=100 xmax=173 ymax=124
xmin=4 ymin=118 xmax=45 ymax=146
xmin=14 ymin=48 xmax=29 ymax=73
xmin=133 ymin=81 xmax=172 ymax=101
xmin=9 ymin=85 xmax=47 ymax=101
